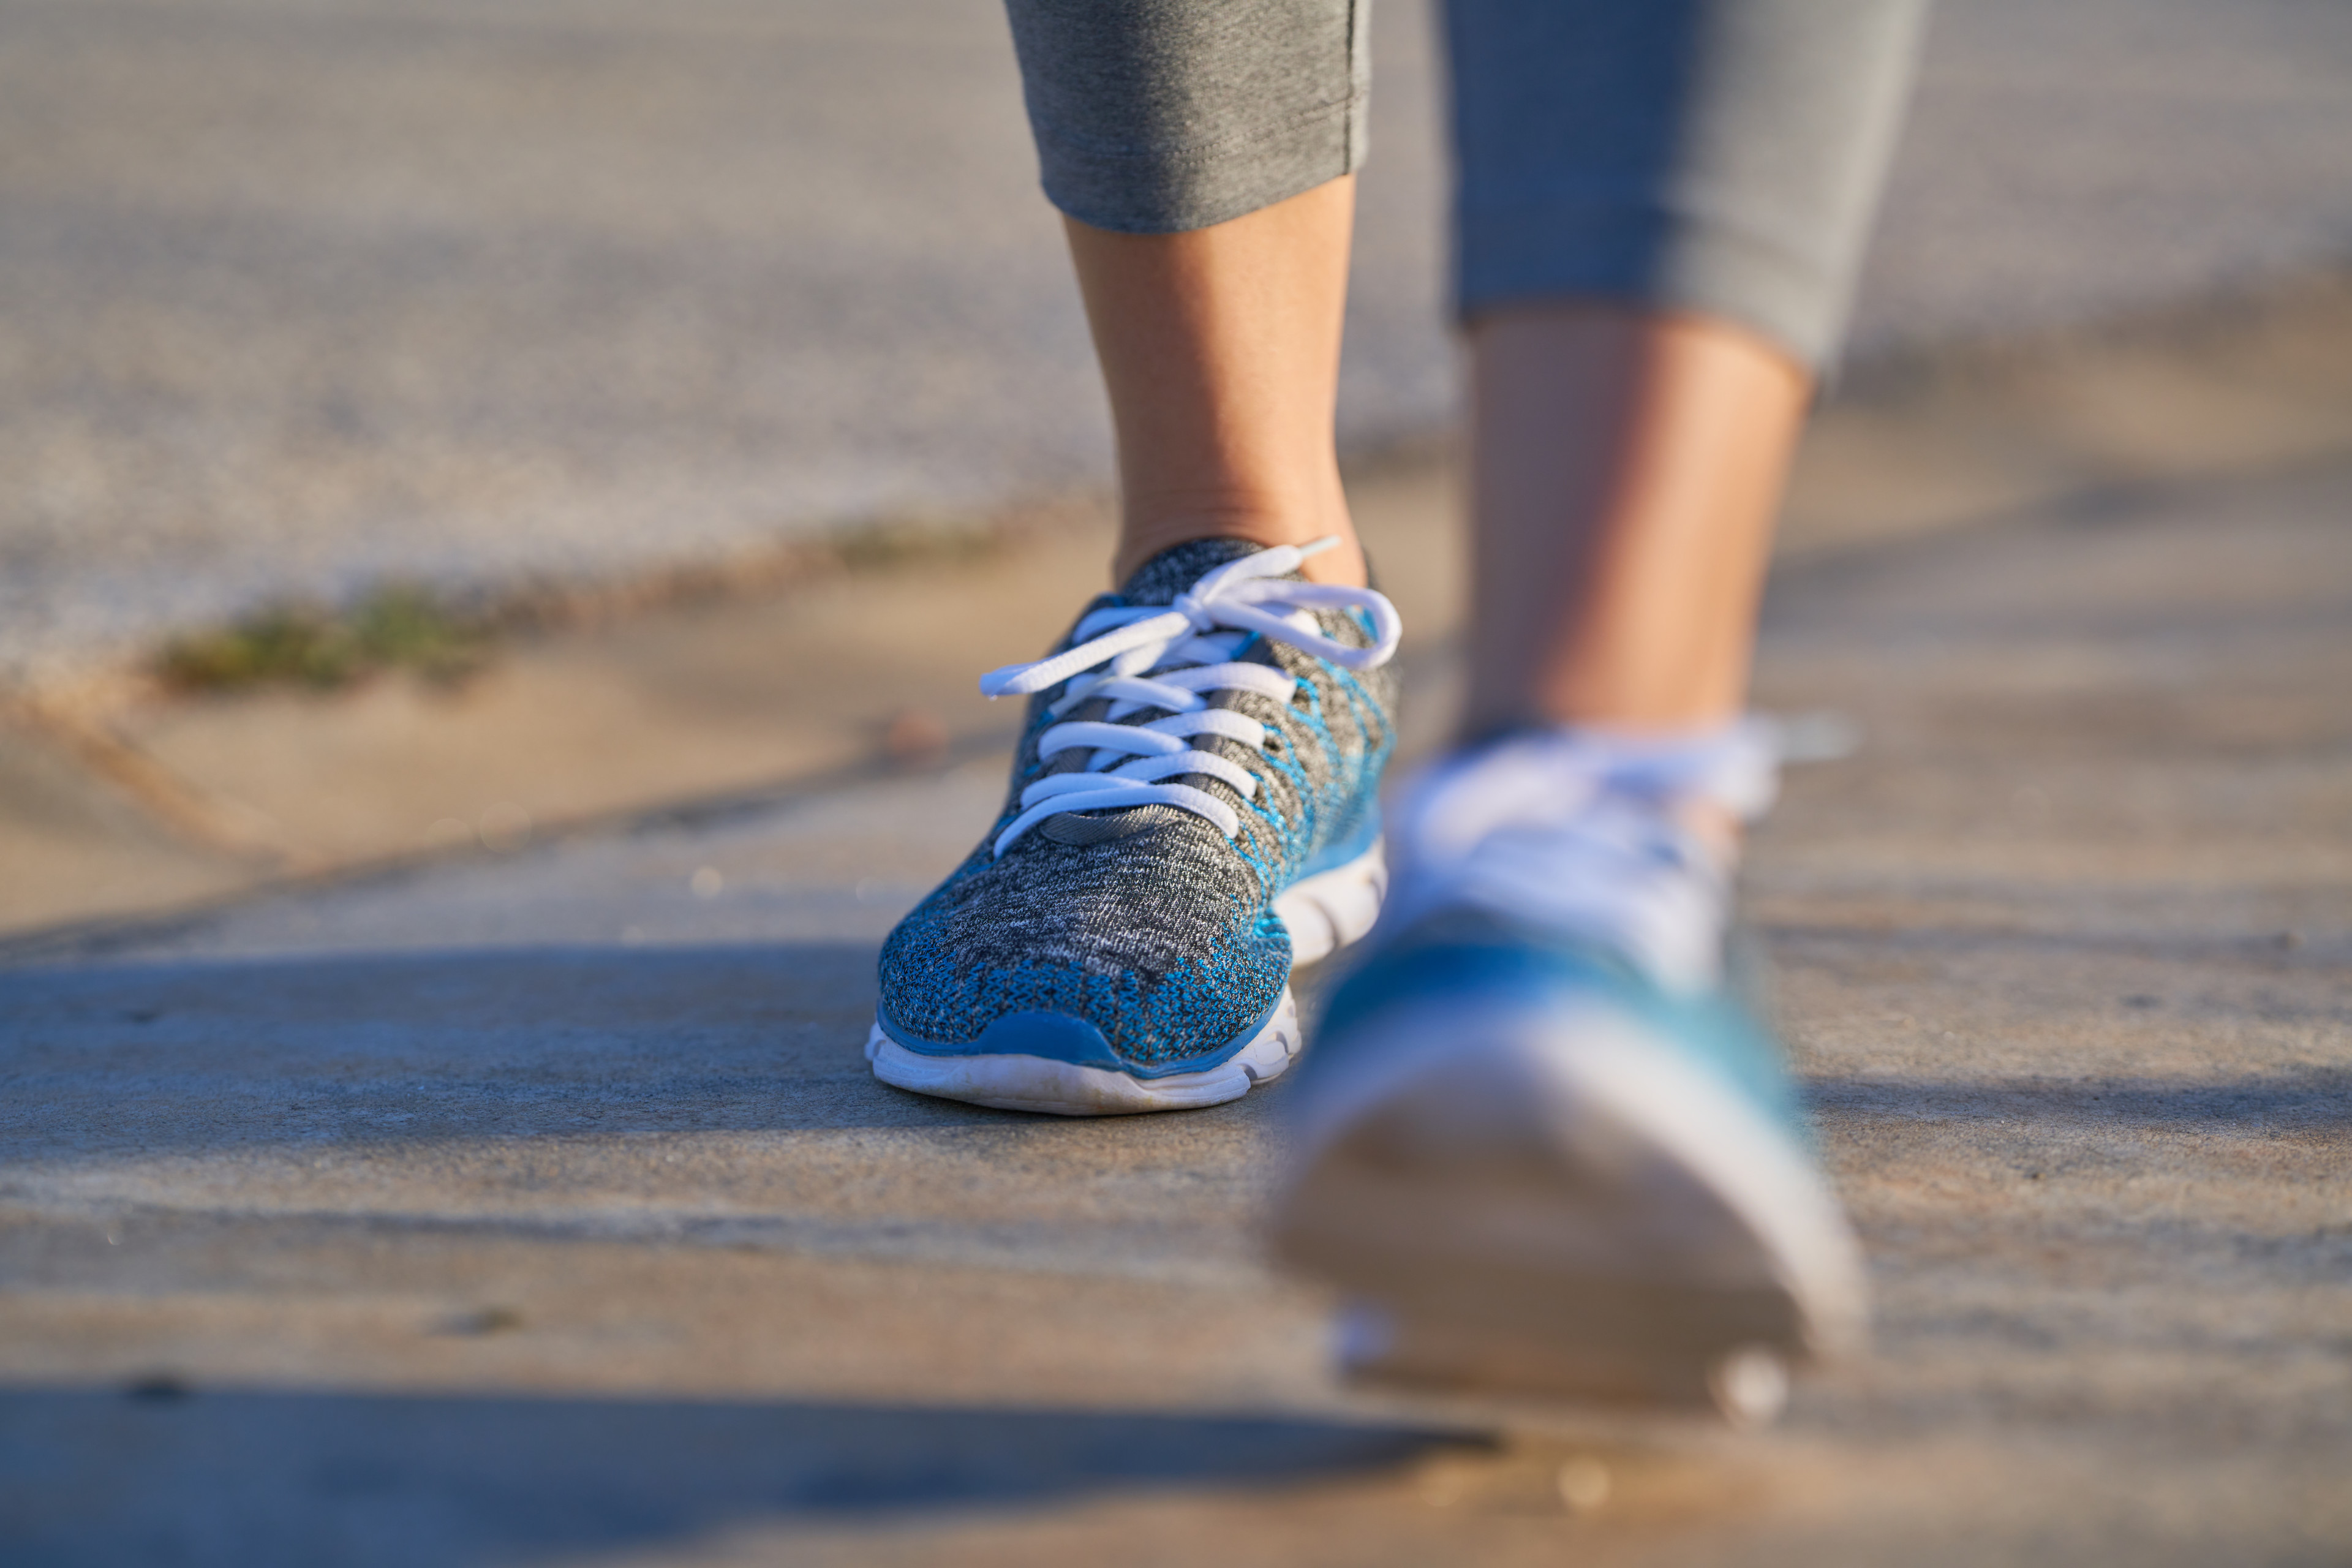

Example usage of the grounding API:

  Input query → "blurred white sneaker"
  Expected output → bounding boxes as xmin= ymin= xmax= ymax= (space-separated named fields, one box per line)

xmin=1270 ymin=722 xmax=1868 ymax=1420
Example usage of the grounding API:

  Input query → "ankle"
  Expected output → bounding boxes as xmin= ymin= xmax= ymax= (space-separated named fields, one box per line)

xmin=1113 ymin=503 xmax=1365 ymax=589
xmin=1116 ymin=532 xmax=1366 ymax=589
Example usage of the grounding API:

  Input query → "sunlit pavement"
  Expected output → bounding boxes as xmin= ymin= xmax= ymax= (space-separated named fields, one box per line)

xmin=5 ymin=0 xmax=2351 ymax=1558
xmin=6 ymin=444 xmax=2348 ymax=1564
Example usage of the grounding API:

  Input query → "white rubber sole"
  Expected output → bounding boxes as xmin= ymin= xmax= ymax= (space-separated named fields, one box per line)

xmin=867 ymin=989 xmax=1300 ymax=1115
xmin=1271 ymin=995 xmax=1868 ymax=1415
xmin=867 ymin=840 xmax=1385 ymax=1116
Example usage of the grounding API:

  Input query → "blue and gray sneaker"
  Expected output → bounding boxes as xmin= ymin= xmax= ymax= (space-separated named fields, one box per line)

xmin=1270 ymin=723 xmax=1868 ymax=1419
xmin=868 ymin=537 xmax=1402 ymax=1115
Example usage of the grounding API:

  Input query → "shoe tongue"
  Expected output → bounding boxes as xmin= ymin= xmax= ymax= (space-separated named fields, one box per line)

xmin=1115 ymin=538 xmax=1269 ymax=606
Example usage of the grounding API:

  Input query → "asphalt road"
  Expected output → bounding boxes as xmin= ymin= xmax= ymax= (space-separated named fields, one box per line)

xmin=4 ymin=0 xmax=2352 ymax=682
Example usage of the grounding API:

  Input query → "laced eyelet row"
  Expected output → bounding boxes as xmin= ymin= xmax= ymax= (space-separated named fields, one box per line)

xmin=979 ymin=540 xmax=1402 ymax=857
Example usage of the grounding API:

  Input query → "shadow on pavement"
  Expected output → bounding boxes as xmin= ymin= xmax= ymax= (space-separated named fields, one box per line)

xmin=0 ymin=1384 xmax=1469 ymax=1566
xmin=2 ymin=943 xmax=1028 ymax=1158
xmin=9 ymin=945 xmax=2348 ymax=1160
xmin=1807 ymin=1070 xmax=2352 ymax=1132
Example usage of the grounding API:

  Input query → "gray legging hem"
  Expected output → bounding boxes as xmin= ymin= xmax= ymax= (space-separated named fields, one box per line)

xmin=1457 ymin=198 xmax=1875 ymax=369
xmin=1006 ymin=0 xmax=1371 ymax=237
xmin=1031 ymin=93 xmax=1367 ymax=236
xmin=1001 ymin=0 xmax=1926 ymax=371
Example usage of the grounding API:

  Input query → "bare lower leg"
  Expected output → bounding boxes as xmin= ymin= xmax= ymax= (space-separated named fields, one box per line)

xmin=1463 ymin=304 xmax=1811 ymax=739
xmin=1064 ymin=178 xmax=1365 ymax=588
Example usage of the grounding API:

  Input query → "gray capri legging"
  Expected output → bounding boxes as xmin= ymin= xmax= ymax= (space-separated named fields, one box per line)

xmin=1000 ymin=0 xmax=1928 ymax=371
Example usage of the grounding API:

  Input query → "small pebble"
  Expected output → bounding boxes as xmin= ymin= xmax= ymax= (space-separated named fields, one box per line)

xmin=1556 ymin=1457 xmax=1611 ymax=1513
xmin=884 ymin=707 xmax=949 ymax=766
xmin=1710 ymin=1345 xmax=1790 ymax=1428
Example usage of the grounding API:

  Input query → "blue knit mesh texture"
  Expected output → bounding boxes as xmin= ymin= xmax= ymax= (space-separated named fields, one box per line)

xmin=878 ymin=538 xmax=1398 ymax=1069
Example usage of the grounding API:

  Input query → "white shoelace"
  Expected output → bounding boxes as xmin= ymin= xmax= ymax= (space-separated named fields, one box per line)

xmin=979 ymin=538 xmax=1402 ymax=858
xmin=1380 ymin=722 xmax=1785 ymax=993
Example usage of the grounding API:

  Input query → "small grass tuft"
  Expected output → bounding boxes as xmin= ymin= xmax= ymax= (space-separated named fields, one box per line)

xmin=156 ymin=584 xmax=488 ymax=694
xmin=827 ymin=515 xmax=1001 ymax=573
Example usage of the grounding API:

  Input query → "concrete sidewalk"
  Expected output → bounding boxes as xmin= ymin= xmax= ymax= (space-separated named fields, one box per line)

xmin=12 ymin=268 xmax=2352 ymax=943
xmin=6 ymin=5 xmax=2348 ymax=1558
xmin=4 ymin=336 xmax=2347 ymax=1561
xmin=7 ymin=0 xmax=2352 ymax=685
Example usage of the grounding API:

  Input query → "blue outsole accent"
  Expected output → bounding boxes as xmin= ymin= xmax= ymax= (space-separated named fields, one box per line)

xmin=1316 ymin=935 xmax=1806 ymax=1141
xmin=876 ymin=992 xmax=1286 ymax=1080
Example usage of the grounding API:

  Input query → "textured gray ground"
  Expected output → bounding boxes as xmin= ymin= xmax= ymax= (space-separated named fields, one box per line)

xmin=4 ymin=441 xmax=2345 ymax=1564
xmin=6 ymin=0 xmax=2352 ymax=680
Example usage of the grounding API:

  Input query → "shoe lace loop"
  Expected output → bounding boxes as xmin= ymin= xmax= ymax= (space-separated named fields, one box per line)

xmin=979 ymin=538 xmax=1401 ymax=858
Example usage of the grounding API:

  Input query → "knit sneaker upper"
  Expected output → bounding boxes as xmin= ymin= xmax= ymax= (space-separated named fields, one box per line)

xmin=877 ymin=538 xmax=1401 ymax=1071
